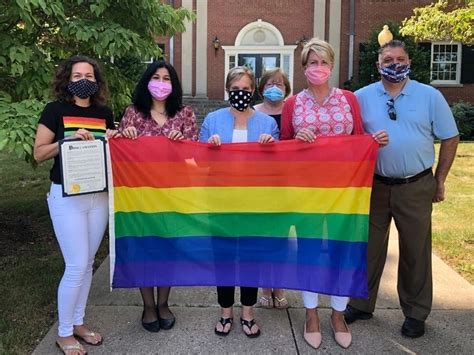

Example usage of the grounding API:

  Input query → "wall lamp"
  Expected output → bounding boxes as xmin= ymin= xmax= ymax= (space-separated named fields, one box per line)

xmin=212 ymin=36 xmax=220 ymax=54
xmin=296 ymin=35 xmax=308 ymax=47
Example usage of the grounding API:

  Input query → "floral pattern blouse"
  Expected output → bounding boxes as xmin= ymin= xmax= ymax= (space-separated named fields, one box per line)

xmin=293 ymin=88 xmax=354 ymax=137
xmin=118 ymin=105 xmax=198 ymax=140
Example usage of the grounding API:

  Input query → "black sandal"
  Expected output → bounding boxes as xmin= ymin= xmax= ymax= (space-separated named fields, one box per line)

xmin=214 ymin=317 xmax=233 ymax=336
xmin=240 ymin=318 xmax=261 ymax=338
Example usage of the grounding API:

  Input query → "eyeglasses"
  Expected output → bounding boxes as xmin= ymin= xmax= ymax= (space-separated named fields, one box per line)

xmin=265 ymin=81 xmax=285 ymax=88
xmin=386 ymin=99 xmax=397 ymax=120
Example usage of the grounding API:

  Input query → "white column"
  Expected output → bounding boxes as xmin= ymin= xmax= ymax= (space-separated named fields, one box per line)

xmin=328 ymin=0 xmax=341 ymax=88
xmin=313 ymin=0 xmax=326 ymax=39
xmin=181 ymin=0 xmax=193 ymax=96
xmin=195 ymin=0 xmax=208 ymax=97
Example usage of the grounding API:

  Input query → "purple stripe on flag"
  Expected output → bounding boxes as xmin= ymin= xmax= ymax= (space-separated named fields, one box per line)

xmin=113 ymin=261 xmax=368 ymax=298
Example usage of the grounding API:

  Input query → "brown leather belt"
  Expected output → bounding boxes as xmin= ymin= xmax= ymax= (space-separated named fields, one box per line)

xmin=374 ymin=168 xmax=432 ymax=185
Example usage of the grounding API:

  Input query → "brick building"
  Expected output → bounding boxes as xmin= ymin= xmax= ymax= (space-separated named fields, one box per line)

xmin=159 ymin=0 xmax=473 ymax=104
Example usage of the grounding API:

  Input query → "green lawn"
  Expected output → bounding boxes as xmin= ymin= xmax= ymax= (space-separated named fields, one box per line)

xmin=0 ymin=143 xmax=472 ymax=353
xmin=432 ymin=142 xmax=474 ymax=282
xmin=0 ymin=154 xmax=108 ymax=354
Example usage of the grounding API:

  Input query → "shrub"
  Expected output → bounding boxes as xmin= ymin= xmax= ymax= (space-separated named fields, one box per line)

xmin=451 ymin=101 xmax=474 ymax=140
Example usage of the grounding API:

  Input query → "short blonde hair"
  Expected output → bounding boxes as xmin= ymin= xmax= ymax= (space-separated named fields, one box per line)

xmin=225 ymin=66 xmax=256 ymax=91
xmin=258 ymin=68 xmax=291 ymax=98
xmin=301 ymin=38 xmax=335 ymax=67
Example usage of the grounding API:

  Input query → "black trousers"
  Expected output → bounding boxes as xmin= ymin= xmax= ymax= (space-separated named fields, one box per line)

xmin=217 ymin=286 xmax=258 ymax=308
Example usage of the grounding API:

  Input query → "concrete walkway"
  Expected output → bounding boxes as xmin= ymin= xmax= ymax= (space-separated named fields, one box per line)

xmin=34 ymin=226 xmax=473 ymax=354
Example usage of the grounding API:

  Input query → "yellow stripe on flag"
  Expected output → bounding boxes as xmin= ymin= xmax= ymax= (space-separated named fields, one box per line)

xmin=114 ymin=186 xmax=371 ymax=214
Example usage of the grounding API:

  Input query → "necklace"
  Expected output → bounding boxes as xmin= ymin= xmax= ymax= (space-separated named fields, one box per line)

xmin=152 ymin=109 xmax=166 ymax=115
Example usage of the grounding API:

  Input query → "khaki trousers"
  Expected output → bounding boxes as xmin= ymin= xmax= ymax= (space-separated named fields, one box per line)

xmin=349 ymin=172 xmax=437 ymax=321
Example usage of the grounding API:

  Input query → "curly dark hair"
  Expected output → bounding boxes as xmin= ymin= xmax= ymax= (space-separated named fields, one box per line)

xmin=132 ymin=60 xmax=183 ymax=118
xmin=51 ymin=55 xmax=108 ymax=106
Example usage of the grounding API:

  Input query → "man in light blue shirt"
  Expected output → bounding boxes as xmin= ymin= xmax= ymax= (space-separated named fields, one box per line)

xmin=345 ymin=40 xmax=459 ymax=338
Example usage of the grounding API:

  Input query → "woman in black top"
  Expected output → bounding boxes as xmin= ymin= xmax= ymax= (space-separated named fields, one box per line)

xmin=253 ymin=67 xmax=291 ymax=309
xmin=254 ymin=67 xmax=291 ymax=131
xmin=34 ymin=55 xmax=117 ymax=355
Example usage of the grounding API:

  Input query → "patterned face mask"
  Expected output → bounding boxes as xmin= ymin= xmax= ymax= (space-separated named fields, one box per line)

xmin=379 ymin=63 xmax=411 ymax=83
xmin=68 ymin=79 xmax=99 ymax=99
xmin=228 ymin=90 xmax=253 ymax=111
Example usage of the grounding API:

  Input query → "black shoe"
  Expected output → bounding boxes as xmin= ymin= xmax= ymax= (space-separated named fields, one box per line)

xmin=141 ymin=311 xmax=160 ymax=332
xmin=401 ymin=317 xmax=425 ymax=338
xmin=344 ymin=305 xmax=373 ymax=324
xmin=157 ymin=306 xmax=176 ymax=330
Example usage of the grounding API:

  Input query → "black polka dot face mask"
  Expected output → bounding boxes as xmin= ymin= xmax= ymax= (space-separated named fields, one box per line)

xmin=228 ymin=90 xmax=253 ymax=112
xmin=68 ymin=79 xmax=99 ymax=99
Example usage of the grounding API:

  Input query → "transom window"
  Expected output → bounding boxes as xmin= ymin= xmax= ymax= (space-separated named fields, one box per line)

xmin=431 ymin=42 xmax=461 ymax=84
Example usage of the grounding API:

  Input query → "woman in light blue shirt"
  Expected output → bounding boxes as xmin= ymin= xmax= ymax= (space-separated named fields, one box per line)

xmin=199 ymin=66 xmax=278 ymax=338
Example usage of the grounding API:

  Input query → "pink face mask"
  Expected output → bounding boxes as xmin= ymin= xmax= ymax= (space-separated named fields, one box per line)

xmin=304 ymin=65 xmax=331 ymax=86
xmin=148 ymin=80 xmax=172 ymax=101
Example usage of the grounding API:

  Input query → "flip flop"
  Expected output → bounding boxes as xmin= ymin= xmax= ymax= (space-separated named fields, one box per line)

xmin=273 ymin=295 xmax=289 ymax=309
xmin=214 ymin=317 xmax=233 ymax=336
xmin=73 ymin=331 xmax=103 ymax=346
xmin=240 ymin=318 xmax=261 ymax=338
xmin=258 ymin=295 xmax=274 ymax=309
xmin=56 ymin=340 xmax=86 ymax=354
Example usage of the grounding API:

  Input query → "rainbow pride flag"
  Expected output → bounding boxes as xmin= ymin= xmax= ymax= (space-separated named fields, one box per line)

xmin=109 ymin=136 xmax=377 ymax=297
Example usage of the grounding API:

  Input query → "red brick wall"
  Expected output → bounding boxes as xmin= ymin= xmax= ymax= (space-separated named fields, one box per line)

xmin=206 ymin=0 xmax=314 ymax=99
xmin=439 ymin=85 xmax=474 ymax=104
xmin=168 ymin=0 xmax=472 ymax=104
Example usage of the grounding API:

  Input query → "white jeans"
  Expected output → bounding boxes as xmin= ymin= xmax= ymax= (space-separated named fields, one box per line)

xmin=302 ymin=291 xmax=349 ymax=312
xmin=47 ymin=183 xmax=108 ymax=337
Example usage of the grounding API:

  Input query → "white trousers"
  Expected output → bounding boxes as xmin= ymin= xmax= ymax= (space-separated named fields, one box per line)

xmin=302 ymin=291 xmax=349 ymax=312
xmin=47 ymin=183 xmax=108 ymax=337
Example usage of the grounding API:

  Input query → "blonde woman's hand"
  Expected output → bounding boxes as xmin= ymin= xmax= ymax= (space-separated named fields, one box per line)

xmin=373 ymin=130 xmax=389 ymax=146
xmin=208 ymin=134 xmax=221 ymax=146
xmin=259 ymin=134 xmax=274 ymax=144
xmin=295 ymin=128 xmax=316 ymax=143
xmin=121 ymin=126 xmax=138 ymax=139
xmin=168 ymin=130 xmax=184 ymax=141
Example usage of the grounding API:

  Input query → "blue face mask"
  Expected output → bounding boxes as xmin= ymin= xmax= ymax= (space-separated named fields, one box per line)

xmin=379 ymin=63 xmax=411 ymax=83
xmin=263 ymin=86 xmax=285 ymax=102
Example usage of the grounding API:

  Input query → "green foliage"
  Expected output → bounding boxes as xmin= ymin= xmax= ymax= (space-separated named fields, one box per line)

xmin=353 ymin=22 xmax=431 ymax=90
xmin=401 ymin=0 xmax=474 ymax=44
xmin=451 ymin=101 xmax=474 ymax=140
xmin=0 ymin=0 xmax=194 ymax=163
xmin=0 ymin=95 xmax=45 ymax=164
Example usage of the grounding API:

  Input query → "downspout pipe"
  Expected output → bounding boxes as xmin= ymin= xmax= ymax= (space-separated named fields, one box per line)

xmin=348 ymin=0 xmax=355 ymax=81
xmin=169 ymin=0 xmax=175 ymax=65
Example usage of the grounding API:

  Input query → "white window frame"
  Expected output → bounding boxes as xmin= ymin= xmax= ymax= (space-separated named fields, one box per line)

xmin=430 ymin=42 xmax=462 ymax=85
xmin=222 ymin=19 xmax=297 ymax=100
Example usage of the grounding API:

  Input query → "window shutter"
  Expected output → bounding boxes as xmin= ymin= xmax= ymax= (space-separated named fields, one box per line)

xmin=418 ymin=42 xmax=431 ymax=52
xmin=461 ymin=44 xmax=474 ymax=84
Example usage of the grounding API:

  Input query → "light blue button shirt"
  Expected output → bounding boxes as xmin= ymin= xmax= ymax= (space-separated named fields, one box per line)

xmin=355 ymin=79 xmax=458 ymax=177
xmin=199 ymin=108 xmax=279 ymax=143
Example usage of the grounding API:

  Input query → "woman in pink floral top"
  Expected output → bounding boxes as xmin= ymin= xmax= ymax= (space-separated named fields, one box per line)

xmin=281 ymin=38 xmax=389 ymax=350
xmin=119 ymin=61 xmax=197 ymax=141
xmin=118 ymin=61 xmax=198 ymax=333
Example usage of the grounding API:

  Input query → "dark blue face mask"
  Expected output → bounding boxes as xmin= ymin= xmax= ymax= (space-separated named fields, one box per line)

xmin=68 ymin=79 xmax=99 ymax=99
xmin=379 ymin=63 xmax=411 ymax=83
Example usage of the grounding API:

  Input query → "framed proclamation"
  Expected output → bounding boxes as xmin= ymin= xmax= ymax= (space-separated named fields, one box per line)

xmin=59 ymin=138 xmax=108 ymax=197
